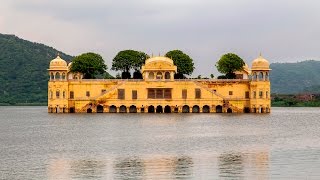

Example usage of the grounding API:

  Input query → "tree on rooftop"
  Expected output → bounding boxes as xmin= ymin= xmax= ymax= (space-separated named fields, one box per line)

xmin=70 ymin=52 xmax=107 ymax=79
xmin=111 ymin=50 xmax=149 ymax=79
xmin=165 ymin=50 xmax=195 ymax=79
xmin=215 ymin=53 xmax=245 ymax=79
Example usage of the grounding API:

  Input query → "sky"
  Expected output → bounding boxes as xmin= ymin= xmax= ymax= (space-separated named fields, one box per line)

xmin=1 ymin=0 xmax=320 ymax=76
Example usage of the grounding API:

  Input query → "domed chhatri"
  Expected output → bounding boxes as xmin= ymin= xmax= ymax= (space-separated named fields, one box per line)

xmin=142 ymin=56 xmax=177 ymax=80
xmin=251 ymin=54 xmax=271 ymax=70
xmin=49 ymin=55 xmax=68 ymax=70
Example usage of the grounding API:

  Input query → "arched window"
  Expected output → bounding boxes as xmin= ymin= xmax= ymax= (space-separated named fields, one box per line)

xmin=156 ymin=72 xmax=163 ymax=79
xmin=148 ymin=72 xmax=154 ymax=79
xmin=265 ymin=72 xmax=269 ymax=81
xmin=56 ymin=90 xmax=60 ymax=99
xmin=50 ymin=90 xmax=53 ymax=99
xmin=165 ymin=72 xmax=170 ymax=79
xmin=50 ymin=72 xmax=54 ymax=80
xmin=252 ymin=73 xmax=257 ymax=81
xmin=62 ymin=73 xmax=66 ymax=80
xmin=56 ymin=72 xmax=61 ymax=80
xmin=258 ymin=72 xmax=264 ymax=81
xmin=63 ymin=91 xmax=66 ymax=99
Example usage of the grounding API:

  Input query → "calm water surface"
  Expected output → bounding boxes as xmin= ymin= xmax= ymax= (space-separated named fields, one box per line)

xmin=0 ymin=107 xmax=320 ymax=179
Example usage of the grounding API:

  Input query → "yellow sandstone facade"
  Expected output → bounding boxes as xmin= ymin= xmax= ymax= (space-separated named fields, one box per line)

xmin=48 ymin=55 xmax=271 ymax=113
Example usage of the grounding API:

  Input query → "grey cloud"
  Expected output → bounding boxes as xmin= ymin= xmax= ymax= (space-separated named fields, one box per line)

xmin=3 ymin=0 xmax=320 ymax=76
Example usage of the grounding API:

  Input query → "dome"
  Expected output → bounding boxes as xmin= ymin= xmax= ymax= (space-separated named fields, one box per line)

xmin=251 ymin=54 xmax=270 ymax=70
xmin=145 ymin=56 xmax=174 ymax=66
xmin=142 ymin=56 xmax=177 ymax=72
xmin=49 ymin=55 xmax=68 ymax=70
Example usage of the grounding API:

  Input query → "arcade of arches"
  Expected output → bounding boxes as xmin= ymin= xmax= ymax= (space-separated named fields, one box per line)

xmin=74 ymin=104 xmax=266 ymax=113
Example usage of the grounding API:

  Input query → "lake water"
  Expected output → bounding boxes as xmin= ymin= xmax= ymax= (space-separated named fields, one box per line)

xmin=0 ymin=107 xmax=320 ymax=179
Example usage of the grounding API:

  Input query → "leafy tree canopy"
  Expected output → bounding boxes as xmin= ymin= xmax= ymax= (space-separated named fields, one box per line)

xmin=70 ymin=52 xmax=107 ymax=79
xmin=216 ymin=53 xmax=245 ymax=78
xmin=111 ymin=50 xmax=149 ymax=74
xmin=165 ymin=50 xmax=195 ymax=79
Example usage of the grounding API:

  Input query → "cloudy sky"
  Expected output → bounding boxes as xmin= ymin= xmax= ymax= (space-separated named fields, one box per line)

xmin=1 ymin=0 xmax=319 ymax=76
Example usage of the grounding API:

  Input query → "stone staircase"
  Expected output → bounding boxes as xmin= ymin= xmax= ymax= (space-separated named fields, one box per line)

xmin=193 ymin=81 xmax=224 ymax=100
xmin=78 ymin=81 xmax=125 ymax=112
xmin=194 ymin=81 xmax=244 ymax=113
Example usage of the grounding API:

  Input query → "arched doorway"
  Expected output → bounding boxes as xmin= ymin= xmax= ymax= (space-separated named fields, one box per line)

xmin=244 ymin=107 xmax=250 ymax=113
xmin=182 ymin=105 xmax=189 ymax=113
xmin=202 ymin=105 xmax=210 ymax=113
xmin=261 ymin=107 xmax=265 ymax=113
xmin=156 ymin=72 xmax=163 ymax=79
xmin=174 ymin=106 xmax=179 ymax=113
xmin=192 ymin=105 xmax=200 ymax=113
xmin=129 ymin=105 xmax=137 ymax=113
xmin=148 ymin=105 xmax=155 ymax=113
xmin=55 ymin=106 xmax=59 ymax=113
xmin=148 ymin=72 xmax=154 ymax=79
xmin=97 ymin=105 xmax=104 ymax=113
xmin=141 ymin=107 xmax=145 ymax=113
xmin=165 ymin=72 xmax=170 ymax=79
xmin=164 ymin=105 xmax=171 ymax=113
xmin=87 ymin=108 xmax=92 ymax=113
xmin=227 ymin=108 xmax=232 ymax=113
xmin=119 ymin=105 xmax=127 ymax=113
xmin=216 ymin=105 xmax=223 ymax=113
xmin=156 ymin=105 xmax=163 ymax=113
xmin=253 ymin=108 xmax=257 ymax=113
xmin=69 ymin=107 xmax=75 ymax=113
xmin=109 ymin=105 xmax=117 ymax=113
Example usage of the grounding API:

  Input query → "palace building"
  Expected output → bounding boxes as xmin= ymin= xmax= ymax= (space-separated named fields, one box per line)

xmin=48 ymin=55 xmax=271 ymax=113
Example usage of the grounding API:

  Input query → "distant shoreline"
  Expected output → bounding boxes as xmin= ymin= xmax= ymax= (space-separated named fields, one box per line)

xmin=0 ymin=103 xmax=47 ymax=106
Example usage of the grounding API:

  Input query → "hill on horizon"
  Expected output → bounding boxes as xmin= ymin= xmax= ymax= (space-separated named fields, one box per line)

xmin=1 ymin=33 xmax=320 ymax=104
xmin=0 ymin=33 xmax=73 ymax=104
xmin=270 ymin=60 xmax=320 ymax=94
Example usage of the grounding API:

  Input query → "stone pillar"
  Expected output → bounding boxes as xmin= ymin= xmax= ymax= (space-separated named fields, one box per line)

xmin=170 ymin=72 xmax=174 ymax=81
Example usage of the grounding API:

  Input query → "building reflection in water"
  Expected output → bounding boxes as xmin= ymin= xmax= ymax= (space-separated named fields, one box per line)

xmin=172 ymin=156 xmax=193 ymax=179
xmin=113 ymin=157 xmax=145 ymax=179
xmin=69 ymin=160 xmax=106 ymax=179
xmin=46 ymin=151 xmax=268 ymax=179
xmin=218 ymin=153 xmax=244 ymax=178
xmin=47 ymin=158 xmax=107 ymax=179
xmin=114 ymin=155 xmax=194 ymax=179
xmin=218 ymin=151 xmax=269 ymax=179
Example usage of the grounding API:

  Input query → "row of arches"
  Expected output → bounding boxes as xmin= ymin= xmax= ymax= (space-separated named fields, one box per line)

xmin=86 ymin=105 xmax=232 ymax=113
xmin=147 ymin=71 xmax=172 ymax=80
xmin=50 ymin=105 xmax=269 ymax=113
xmin=50 ymin=72 xmax=67 ymax=80
xmin=50 ymin=72 xmax=84 ymax=81
xmin=48 ymin=106 xmax=67 ymax=113
xmin=251 ymin=71 xmax=269 ymax=81
xmin=252 ymin=106 xmax=270 ymax=113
